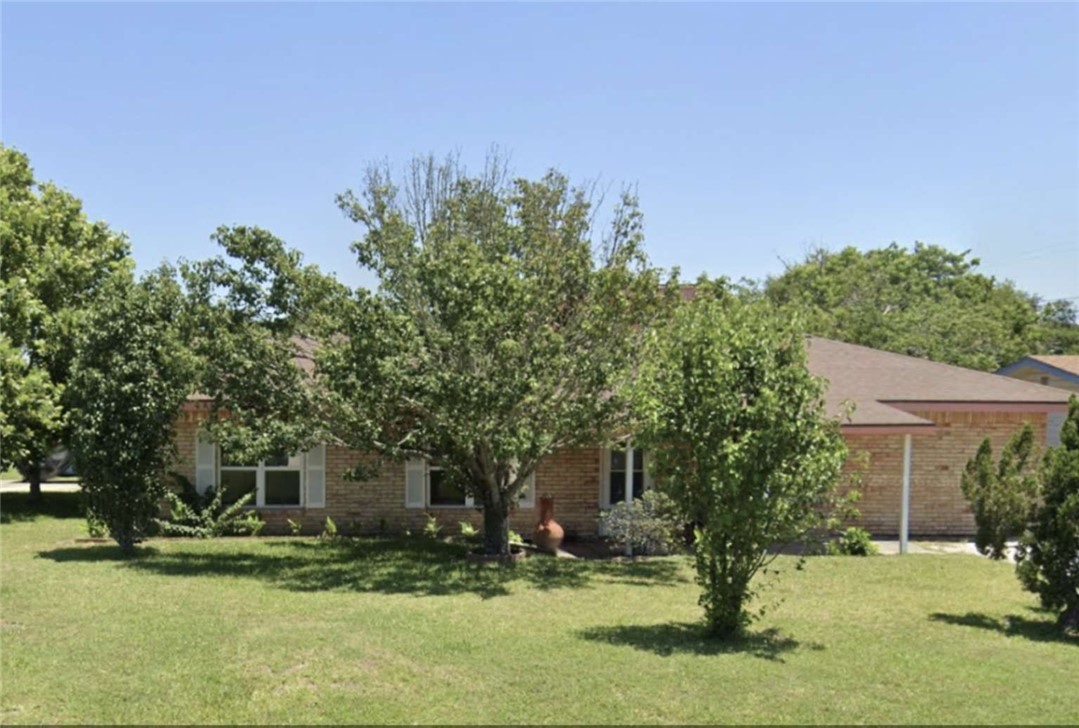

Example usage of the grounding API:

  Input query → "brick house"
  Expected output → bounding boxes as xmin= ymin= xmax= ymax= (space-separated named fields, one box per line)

xmin=997 ymin=355 xmax=1079 ymax=445
xmin=171 ymin=337 xmax=1070 ymax=543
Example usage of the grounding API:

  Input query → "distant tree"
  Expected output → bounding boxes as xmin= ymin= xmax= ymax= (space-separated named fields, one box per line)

xmin=763 ymin=243 xmax=1074 ymax=371
xmin=67 ymin=268 xmax=195 ymax=553
xmin=1017 ymin=397 xmax=1079 ymax=632
xmin=1037 ymin=299 xmax=1079 ymax=355
xmin=0 ymin=145 xmax=130 ymax=499
xmin=633 ymin=281 xmax=848 ymax=638
xmin=960 ymin=425 xmax=1040 ymax=560
xmin=323 ymin=154 xmax=673 ymax=556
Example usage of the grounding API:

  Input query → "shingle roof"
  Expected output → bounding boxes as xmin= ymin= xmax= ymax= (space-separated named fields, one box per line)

xmin=1026 ymin=355 xmax=1079 ymax=377
xmin=807 ymin=337 xmax=1071 ymax=428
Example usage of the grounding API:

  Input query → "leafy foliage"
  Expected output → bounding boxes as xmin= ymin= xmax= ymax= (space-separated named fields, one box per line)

xmin=827 ymin=527 xmax=879 ymax=556
xmin=179 ymin=225 xmax=347 ymax=464
xmin=0 ymin=145 xmax=130 ymax=498
xmin=66 ymin=269 xmax=195 ymax=552
xmin=599 ymin=490 xmax=684 ymax=555
xmin=322 ymin=154 xmax=674 ymax=555
xmin=960 ymin=425 xmax=1039 ymax=560
xmin=1017 ymin=397 xmax=1079 ymax=631
xmin=321 ymin=516 xmax=339 ymax=540
xmin=763 ymin=243 xmax=1076 ymax=371
xmin=422 ymin=513 xmax=443 ymax=540
xmin=633 ymin=280 xmax=848 ymax=638
xmin=156 ymin=474 xmax=264 ymax=539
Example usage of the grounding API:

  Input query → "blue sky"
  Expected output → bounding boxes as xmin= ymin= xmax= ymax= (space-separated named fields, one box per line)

xmin=3 ymin=2 xmax=1077 ymax=300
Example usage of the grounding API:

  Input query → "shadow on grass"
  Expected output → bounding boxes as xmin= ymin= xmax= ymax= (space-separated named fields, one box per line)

xmin=930 ymin=611 xmax=1078 ymax=646
xmin=39 ymin=537 xmax=687 ymax=599
xmin=0 ymin=491 xmax=83 ymax=523
xmin=577 ymin=622 xmax=817 ymax=661
xmin=43 ymin=544 xmax=160 ymax=561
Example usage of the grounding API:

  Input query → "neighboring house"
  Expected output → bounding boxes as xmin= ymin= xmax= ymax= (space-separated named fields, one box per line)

xmin=172 ymin=337 xmax=1070 ymax=544
xmin=997 ymin=355 xmax=1079 ymax=445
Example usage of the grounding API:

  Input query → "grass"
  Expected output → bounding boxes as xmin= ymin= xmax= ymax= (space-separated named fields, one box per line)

xmin=2 ymin=492 xmax=1077 ymax=725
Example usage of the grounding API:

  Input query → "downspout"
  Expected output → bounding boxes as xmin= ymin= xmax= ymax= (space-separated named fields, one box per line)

xmin=900 ymin=433 xmax=912 ymax=555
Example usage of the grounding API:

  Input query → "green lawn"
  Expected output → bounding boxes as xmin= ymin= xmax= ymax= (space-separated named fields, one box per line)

xmin=2 ymin=493 xmax=1076 ymax=725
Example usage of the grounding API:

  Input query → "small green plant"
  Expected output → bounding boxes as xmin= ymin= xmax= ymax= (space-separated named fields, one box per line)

xmin=422 ymin=513 xmax=442 ymax=539
xmin=458 ymin=521 xmax=478 ymax=538
xmin=84 ymin=508 xmax=109 ymax=538
xmin=508 ymin=529 xmax=524 ymax=546
xmin=321 ymin=516 xmax=339 ymax=540
xmin=155 ymin=473 xmax=264 ymax=538
xmin=827 ymin=527 xmax=878 ymax=556
xmin=287 ymin=518 xmax=303 ymax=537
xmin=599 ymin=490 xmax=684 ymax=555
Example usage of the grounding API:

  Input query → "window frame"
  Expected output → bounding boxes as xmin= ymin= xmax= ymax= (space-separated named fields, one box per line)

xmin=600 ymin=442 xmax=652 ymax=509
xmin=218 ymin=449 xmax=305 ymax=509
xmin=418 ymin=461 xmax=535 ymax=510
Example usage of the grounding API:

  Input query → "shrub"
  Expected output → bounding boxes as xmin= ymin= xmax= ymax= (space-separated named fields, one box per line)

xmin=1016 ymin=397 xmax=1079 ymax=631
xmin=599 ymin=490 xmax=684 ymax=555
xmin=422 ymin=513 xmax=442 ymax=540
xmin=828 ymin=527 xmax=878 ymax=556
xmin=632 ymin=285 xmax=849 ymax=637
xmin=321 ymin=516 xmax=339 ymax=540
xmin=458 ymin=521 xmax=479 ymax=539
xmin=508 ymin=529 xmax=524 ymax=546
xmin=287 ymin=518 xmax=303 ymax=536
xmin=156 ymin=474 xmax=264 ymax=538
xmin=961 ymin=425 xmax=1039 ymax=559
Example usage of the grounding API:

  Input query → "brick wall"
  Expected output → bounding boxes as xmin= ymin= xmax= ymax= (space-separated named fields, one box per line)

xmin=170 ymin=411 xmax=604 ymax=537
xmin=845 ymin=410 xmax=1048 ymax=537
xmin=172 ymin=407 xmax=1047 ymax=539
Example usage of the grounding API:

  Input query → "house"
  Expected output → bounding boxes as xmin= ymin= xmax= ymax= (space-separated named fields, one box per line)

xmin=808 ymin=338 xmax=1068 ymax=547
xmin=171 ymin=337 xmax=1071 ymax=546
xmin=997 ymin=355 xmax=1079 ymax=445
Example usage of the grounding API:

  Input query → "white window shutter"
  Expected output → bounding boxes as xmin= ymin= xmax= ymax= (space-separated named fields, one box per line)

xmin=405 ymin=459 xmax=426 ymax=508
xmin=195 ymin=436 xmax=216 ymax=494
xmin=305 ymin=444 xmax=326 ymax=508
xmin=518 ymin=472 xmax=535 ymax=508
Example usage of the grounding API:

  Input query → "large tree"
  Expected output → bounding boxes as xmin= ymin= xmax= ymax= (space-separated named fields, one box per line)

xmin=763 ymin=243 xmax=1075 ymax=371
xmin=66 ymin=268 xmax=195 ymax=552
xmin=179 ymin=226 xmax=345 ymax=462
xmin=0 ymin=145 xmax=130 ymax=499
xmin=633 ymin=281 xmax=848 ymax=638
xmin=323 ymin=155 xmax=672 ymax=555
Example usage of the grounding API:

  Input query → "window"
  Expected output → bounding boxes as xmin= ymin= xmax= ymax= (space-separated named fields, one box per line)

xmin=220 ymin=449 xmax=304 ymax=507
xmin=428 ymin=465 xmax=467 ymax=506
xmin=601 ymin=443 xmax=650 ymax=508
xmin=405 ymin=459 xmax=535 ymax=509
xmin=1040 ymin=376 xmax=1050 ymax=386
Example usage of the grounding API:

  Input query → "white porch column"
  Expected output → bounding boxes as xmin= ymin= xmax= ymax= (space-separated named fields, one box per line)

xmin=900 ymin=433 xmax=912 ymax=555
xmin=624 ymin=441 xmax=635 ymax=557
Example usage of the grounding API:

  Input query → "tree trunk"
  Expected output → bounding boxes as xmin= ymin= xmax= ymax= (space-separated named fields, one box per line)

xmin=27 ymin=470 xmax=42 ymax=503
xmin=482 ymin=494 xmax=511 ymax=556
xmin=1059 ymin=602 xmax=1079 ymax=633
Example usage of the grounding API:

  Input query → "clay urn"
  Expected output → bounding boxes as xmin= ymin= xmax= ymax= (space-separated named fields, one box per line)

xmin=533 ymin=494 xmax=565 ymax=554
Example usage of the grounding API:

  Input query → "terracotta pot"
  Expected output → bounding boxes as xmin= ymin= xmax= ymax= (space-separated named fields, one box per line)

xmin=533 ymin=495 xmax=564 ymax=554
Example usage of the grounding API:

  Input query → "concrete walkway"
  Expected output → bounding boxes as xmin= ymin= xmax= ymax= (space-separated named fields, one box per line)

xmin=0 ymin=480 xmax=81 ymax=493
xmin=875 ymin=539 xmax=981 ymax=555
